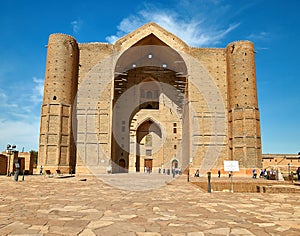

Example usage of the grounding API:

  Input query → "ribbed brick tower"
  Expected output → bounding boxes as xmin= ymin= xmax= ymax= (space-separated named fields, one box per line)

xmin=226 ymin=41 xmax=262 ymax=169
xmin=38 ymin=34 xmax=79 ymax=174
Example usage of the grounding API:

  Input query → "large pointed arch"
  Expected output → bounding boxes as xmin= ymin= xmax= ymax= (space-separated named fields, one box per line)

xmin=111 ymin=23 xmax=189 ymax=174
xmin=134 ymin=117 xmax=163 ymax=172
xmin=114 ymin=22 xmax=189 ymax=52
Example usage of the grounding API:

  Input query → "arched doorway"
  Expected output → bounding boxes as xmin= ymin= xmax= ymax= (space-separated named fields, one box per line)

xmin=135 ymin=119 xmax=162 ymax=172
xmin=111 ymin=34 xmax=188 ymax=173
xmin=119 ymin=159 xmax=126 ymax=173
xmin=172 ymin=159 xmax=179 ymax=168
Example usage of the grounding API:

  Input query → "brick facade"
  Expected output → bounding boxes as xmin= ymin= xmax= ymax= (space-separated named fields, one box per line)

xmin=38 ymin=22 xmax=262 ymax=175
xmin=262 ymin=154 xmax=300 ymax=173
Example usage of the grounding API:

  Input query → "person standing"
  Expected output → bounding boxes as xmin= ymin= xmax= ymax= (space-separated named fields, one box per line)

xmin=252 ymin=169 xmax=257 ymax=179
xmin=296 ymin=167 xmax=300 ymax=181
xmin=172 ymin=166 xmax=176 ymax=178
xmin=218 ymin=170 xmax=221 ymax=178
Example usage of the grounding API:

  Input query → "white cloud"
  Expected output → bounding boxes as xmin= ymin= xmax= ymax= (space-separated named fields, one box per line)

xmin=105 ymin=6 xmax=239 ymax=47
xmin=0 ymin=77 xmax=43 ymax=151
xmin=31 ymin=77 xmax=44 ymax=105
xmin=71 ymin=19 xmax=82 ymax=34
xmin=0 ymin=88 xmax=18 ymax=109
xmin=105 ymin=35 xmax=119 ymax=44
xmin=256 ymin=47 xmax=270 ymax=52
xmin=247 ymin=31 xmax=269 ymax=41
xmin=0 ymin=118 xmax=40 ymax=152
xmin=0 ymin=90 xmax=7 ymax=100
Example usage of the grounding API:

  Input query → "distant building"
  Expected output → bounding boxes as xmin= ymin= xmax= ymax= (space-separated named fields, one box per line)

xmin=0 ymin=151 xmax=34 ymax=175
xmin=0 ymin=154 xmax=8 ymax=175
xmin=262 ymin=154 xmax=300 ymax=173
xmin=38 ymin=22 xmax=263 ymax=175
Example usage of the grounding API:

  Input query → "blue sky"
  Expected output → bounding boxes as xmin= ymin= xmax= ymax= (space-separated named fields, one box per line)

xmin=0 ymin=0 xmax=299 ymax=154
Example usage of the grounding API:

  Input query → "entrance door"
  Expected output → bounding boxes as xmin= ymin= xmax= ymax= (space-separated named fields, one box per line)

xmin=119 ymin=159 xmax=126 ymax=173
xmin=144 ymin=159 xmax=153 ymax=173
xmin=172 ymin=159 xmax=178 ymax=168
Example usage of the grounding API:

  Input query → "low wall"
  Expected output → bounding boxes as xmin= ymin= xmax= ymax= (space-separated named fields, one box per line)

xmin=191 ymin=177 xmax=292 ymax=193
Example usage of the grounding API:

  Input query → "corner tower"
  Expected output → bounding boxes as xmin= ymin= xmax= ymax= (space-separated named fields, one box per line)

xmin=38 ymin=34 xmax=79 ymax=173
xmin=226 ymin=41 xmax=262 ymax=169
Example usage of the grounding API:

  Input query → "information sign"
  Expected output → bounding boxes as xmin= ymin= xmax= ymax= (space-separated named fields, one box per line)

xmin=224 ymin=160 xmax=239 ymax=172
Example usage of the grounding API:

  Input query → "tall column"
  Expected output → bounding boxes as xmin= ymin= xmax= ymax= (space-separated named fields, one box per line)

xmin=226 ymin=41 xmax=262 ymax=168
xmin=38 ymin=34 xmax=79 ymax=174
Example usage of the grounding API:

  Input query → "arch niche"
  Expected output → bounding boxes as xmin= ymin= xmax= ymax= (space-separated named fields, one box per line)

xmin=111 ymin=33 xmax=189 ymax=173
xmin=135 ymin=119 xmax=162 ymax=172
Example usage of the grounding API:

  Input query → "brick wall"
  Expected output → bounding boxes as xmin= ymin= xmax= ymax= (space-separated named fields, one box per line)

xmin=39 ymin=23 xmax=262 ymax=174
xmin=38 ymin=34 xmax=79 ymax=174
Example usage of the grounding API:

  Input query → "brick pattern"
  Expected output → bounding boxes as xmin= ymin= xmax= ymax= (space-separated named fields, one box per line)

xmin=38 ymin=34 xmax=79 ymax=173
xmin=226 ymin=41 xmax=262 ymax=168
xmin=39 ymin=23 xmax=262 ymax=174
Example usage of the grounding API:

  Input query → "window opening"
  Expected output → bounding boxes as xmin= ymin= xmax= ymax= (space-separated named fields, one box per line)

xmin=145 ymin=134 xmax=152 ymax=146
xmin=146 ymin=149 xmax=152 ymax=156
xmin=146 ymin=91 xmax=153 ymax=98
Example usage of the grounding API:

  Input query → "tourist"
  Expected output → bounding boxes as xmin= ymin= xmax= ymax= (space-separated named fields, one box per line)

xmin=39 ymin=166 xmax=43 ymax=175
xmin=259 ymin=169 xmax=264 ymax=178
xmin=264 ymin=169 xmax=268 ymax=179
xmin=297 ymin=167 xmax=300 ymax=181
xmin=218 ymin=170 xmax=221 ymax=178
xmin=252 ymin=169 xmax=257 ymax=178
xmin=269 ymin=169 xmax=273 ymax=176
xmin=194 ymin=169 xmax=199 ymax=177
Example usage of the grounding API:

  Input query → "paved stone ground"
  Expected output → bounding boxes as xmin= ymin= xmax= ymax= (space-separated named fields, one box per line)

xmin=0 ymin=174 xmax=299 ymax=236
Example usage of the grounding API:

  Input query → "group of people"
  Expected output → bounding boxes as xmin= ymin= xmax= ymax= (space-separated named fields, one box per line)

xmin=157 ymin=167 xmax=182 ymax=176
xmin=194 ymin=169 xmax=223 ymax=178
xmin=39 ymin=164 xmax=300 ymax=181
xmin=255 ymin=167 xmax=300 ymax=181
xmin=259 ymin=169 xmax=268 ymax=178
xmin=192 ymin=167 xmax=300 ymax=181
xmin=144 ymin=167 xmax=151 ymax=174
xmin=254 ymin=168 xmax=277 ymax=180
xmin=253 ymin=168 xmax=271 ymax=179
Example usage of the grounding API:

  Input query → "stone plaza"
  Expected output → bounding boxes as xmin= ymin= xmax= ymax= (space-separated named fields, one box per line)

xmin=0 ymin=174 xmax=299 ymax=235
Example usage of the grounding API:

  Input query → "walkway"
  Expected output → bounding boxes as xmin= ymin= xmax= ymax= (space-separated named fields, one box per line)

xmin=0 ymin=173 xmax=299 ymax=235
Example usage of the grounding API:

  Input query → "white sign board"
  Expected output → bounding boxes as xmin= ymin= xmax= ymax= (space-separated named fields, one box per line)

xmin=224 ymin=160 xmax=239 ymax=172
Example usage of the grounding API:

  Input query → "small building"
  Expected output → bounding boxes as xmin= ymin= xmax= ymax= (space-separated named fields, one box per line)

xmin=262 ymin=154 xmax=300 ymax=173
xmin=19 ymin=152 xmax=35 ymax=174
xmin=0 ymin=154 xmax=8 ymax=175
xmin=0 ymin=151 xmax=34 ymax=175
